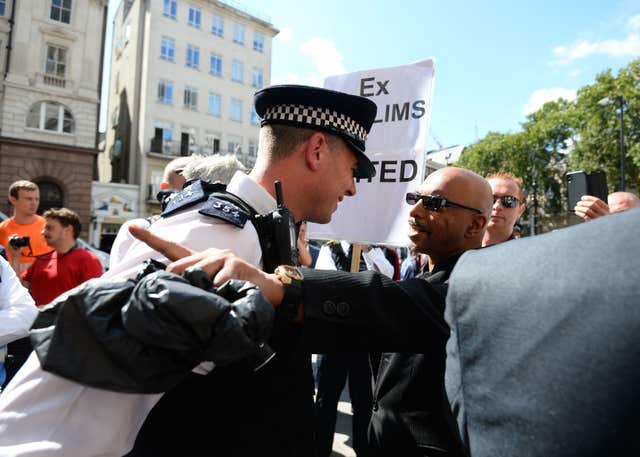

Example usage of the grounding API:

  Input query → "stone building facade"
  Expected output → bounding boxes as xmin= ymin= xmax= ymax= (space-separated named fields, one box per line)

xmin=0 ymin=0 xmax=107 ymax=238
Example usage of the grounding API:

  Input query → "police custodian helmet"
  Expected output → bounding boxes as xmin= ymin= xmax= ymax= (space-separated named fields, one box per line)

xmin=254 ymin=84 xmax=378 ymax=179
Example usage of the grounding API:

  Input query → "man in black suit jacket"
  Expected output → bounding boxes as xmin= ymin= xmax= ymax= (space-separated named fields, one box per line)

xmin=133 ymin=167 xmax=494 ymax=457
xmin=445 ymin=207 xmax=640 ymax=457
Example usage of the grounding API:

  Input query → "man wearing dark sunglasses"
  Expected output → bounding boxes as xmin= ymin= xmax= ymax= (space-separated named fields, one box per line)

xmin=482 ymin=172 xmax=526 ymax=247
xmin=125 ymin=166 xmax=494 ymax=457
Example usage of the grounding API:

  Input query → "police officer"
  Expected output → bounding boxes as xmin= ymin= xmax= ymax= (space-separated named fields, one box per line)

xmin=0 ymin=85 xmax=378 ymax=457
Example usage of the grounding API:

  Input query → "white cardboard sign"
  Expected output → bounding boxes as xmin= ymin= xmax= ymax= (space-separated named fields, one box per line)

xmin=309 ymin=58 xmax=435 ymax=246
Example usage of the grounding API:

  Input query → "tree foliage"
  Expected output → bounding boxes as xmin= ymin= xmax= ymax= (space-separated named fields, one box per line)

xmin=456 ymin=58 xmax=640 ymax=231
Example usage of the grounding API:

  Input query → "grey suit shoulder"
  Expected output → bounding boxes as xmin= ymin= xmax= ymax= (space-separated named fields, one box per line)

xmin=445 ymin=208 xmax=640 ymax=457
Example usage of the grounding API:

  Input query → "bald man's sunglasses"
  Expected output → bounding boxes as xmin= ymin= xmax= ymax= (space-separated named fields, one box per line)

xmin=406 ymin=192 xmax=482 ymax=214
xmin=492 ymin=195 xmax=520 ymax=208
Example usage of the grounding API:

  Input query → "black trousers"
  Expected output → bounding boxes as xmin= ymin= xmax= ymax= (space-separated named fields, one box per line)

xmin=314 ymin=352 xmax=373 ymax=457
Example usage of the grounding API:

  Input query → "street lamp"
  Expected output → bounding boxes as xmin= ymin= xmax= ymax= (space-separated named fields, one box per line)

xmin=598 ymin=95 xmax=626 ymax=191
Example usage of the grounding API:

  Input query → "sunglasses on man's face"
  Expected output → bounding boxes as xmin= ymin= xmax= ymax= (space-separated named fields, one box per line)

xmin=405 ymin=192 xmax=482 ymax=214
xmin=492 ymin=195 xmax=520 ymax=208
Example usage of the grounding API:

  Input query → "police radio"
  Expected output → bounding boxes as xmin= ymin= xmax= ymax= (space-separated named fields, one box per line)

xmin=254 ymin=181 xmax=299 ymax=272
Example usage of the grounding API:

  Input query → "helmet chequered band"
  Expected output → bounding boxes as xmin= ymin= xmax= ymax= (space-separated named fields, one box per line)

xmin=263 ymin=104 xmax=368 ymax=143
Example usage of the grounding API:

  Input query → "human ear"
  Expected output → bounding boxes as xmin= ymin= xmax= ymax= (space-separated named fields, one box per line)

xmin=304 ymin=132 xmax=327 ymax=171
xmin=466 ymin=214 xmax=487 ymax=238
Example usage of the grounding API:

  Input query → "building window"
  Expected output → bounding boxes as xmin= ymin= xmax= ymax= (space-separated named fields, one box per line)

xmin=232 ymin=23 xmax=244 ymax=45
xmin=163 ymin=0 xmax=177 ymax=19
xmin=160 ymin=36 xmax=175 ymax=61
xmin=26 ymin=101 xmax=74 ymax=134
xmin=186 ymin=44 xmax=199 ymax=69
xmin=209 ymin=53 xmax=222 ymax=76
xmin=208 ymin=93 xmax=221 ymax=116
xmin=152 ymin=121 xmax=174 ymax=154
xmin=252 ymin=68 xmax=263 ymax=89
xmin=0 ymin=1 xmax=6 ymax=16
xmin=36 ymin=180 xmax=65 ymax=213
xmin=250 ymin=106 xmax=260 ymax=125
xmin=157 ymin=80 xmax=173 ymax=104
xmin=227 ymin=136 xmax=242 ymax=154
xmin=248 ymin=139 xmax=257 ymax=158
xmin=188 ymin=5 xmax=201 ymax=28
xmin=230 ymin=98 xmax=242 ymax=122
xmin=45 ymin=45 xmax=67 ymax=78
xmin=206 ymin=134 xmax=221 ymax=154
xmin=253 ymin=31 xmax=264 ymax=52
xmin=211 ymin=14 xmax=224 ymax=37
xmin=184 ymin=86 xmax=198 ymax=110
xmin=232 ymin=60 xmax=243 ymax=83
xmin=50 ymin=0 xmax=72 ymax=24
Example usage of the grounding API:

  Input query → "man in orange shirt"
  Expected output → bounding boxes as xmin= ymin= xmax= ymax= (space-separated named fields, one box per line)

xmin=0 ymin=180 xmax=49 ymax=272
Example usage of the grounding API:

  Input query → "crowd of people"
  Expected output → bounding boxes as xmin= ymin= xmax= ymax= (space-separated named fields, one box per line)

xmin=0 ymin=84 xmax=638 ymax=457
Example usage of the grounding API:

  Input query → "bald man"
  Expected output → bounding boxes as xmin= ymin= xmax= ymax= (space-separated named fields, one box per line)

xmin=574 ymin=191 xmax=640 ymax=221
xmin=130 ymin=166 xmax=493 ymax=457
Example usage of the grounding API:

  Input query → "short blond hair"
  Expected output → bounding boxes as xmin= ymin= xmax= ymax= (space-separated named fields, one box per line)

xmin=259 ymin=124 xmax=343 ymax=161
xmin=486 ymin=171 xmax=525 ymax=202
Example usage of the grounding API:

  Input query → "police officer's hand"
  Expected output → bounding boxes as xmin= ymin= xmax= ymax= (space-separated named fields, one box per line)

xmin=129 ymin=225 xmax=285 ymax=306
xmin=574 ymin=195 xmax=610 ymax=221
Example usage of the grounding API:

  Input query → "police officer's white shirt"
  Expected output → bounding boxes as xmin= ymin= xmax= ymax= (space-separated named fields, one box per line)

xmin=0 ymin=172 xmax=277 ymax=457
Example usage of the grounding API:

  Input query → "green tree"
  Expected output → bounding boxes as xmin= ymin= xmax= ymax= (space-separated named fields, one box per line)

xmin=458 ymin=58 xmax=640 ymax=232
xmin=570 ymin=59 xmax=640 ymax=191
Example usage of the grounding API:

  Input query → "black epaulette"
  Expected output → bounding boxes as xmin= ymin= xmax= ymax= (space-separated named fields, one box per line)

xmin=199 ymin=196 xmax=251 ymax=228
xmin=160 ymin=180 xmax=226 ymax=218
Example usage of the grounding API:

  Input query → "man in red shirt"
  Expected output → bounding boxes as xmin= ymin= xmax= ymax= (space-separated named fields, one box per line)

xmin=9 ymin=208 xmax=103 ymax=307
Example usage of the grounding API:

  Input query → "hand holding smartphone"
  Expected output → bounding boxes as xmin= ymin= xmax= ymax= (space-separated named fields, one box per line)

xmin=566 ymin=170 xmax=608 ymax=211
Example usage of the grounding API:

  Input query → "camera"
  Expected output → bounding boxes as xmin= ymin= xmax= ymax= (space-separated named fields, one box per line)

xmin=9 ymin=236 xmax=30 ymax=248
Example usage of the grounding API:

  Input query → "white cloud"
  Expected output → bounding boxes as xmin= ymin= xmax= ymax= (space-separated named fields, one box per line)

xmin=276 ymin=27 xmax=293 ymax=43
xmin=522 ymin=88 xmax=577 ymax=115
xmin=551 ymin=16 xmax=640 ymax=66
xmin=299 ymin=38 xmax=346 ymax=79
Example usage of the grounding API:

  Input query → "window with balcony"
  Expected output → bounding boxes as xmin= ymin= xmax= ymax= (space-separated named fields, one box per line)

xmin=232 ymin=60 xmax=243 ymax=83
xmin=252 ymin=68 xmax=263 ymax=89
xmin=230 ymin=98 xmax=242 ymax=122
xmin=184 ymin=86 xmax=198 ymax=110
xmin=248 ymin=139 xmax=257 ymax=158
xmin=160 ymin=36 xmax=175 ymax=61
xmin=253 ymin=31 xmax=264 ymax=52
xmin=26 ymin=101 xmax=74 ymax=134
xmin=211 ymin=14 xmax=224 ymax=37
xmin=151 ymin=121 xmax=174 ymax=154
xmin=206 ymin=134 xmax=221 ymax=154
xmin=186 ymin=44 xmax=199 ymax=69
xmin=44 ymin=45 xmax=66 ymax=87
xmin=233 ymin=23 xmax=245 ymax=45
xmin=227 ymin=136 xmax=242 ymax=154
xmin=208 ymin=93 xmax=221 ymax=116
xmin=163 ymin=0 xmax=177 ymax=19
xmin=157 ymin=80 xmax=173 ymax=104
xmin=209 ymin=53 xmax=222 ymax=76
xmin=188 ymin=5 xmax=201 ymax=28
xmin=50 ymin=0 xmax=71 ymax=24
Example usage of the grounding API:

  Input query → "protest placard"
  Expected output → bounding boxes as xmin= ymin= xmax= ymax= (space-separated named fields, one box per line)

xmin=308 ymin=59 xmax=435 ymax=245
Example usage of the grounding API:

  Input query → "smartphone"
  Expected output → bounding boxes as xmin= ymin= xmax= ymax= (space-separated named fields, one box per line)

xmin=566 ymin=170 xmax=608 ymax=211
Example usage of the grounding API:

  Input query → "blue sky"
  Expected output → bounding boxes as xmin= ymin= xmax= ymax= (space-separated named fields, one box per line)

xmin=102 ymin=0 xmax=640 ymax=149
